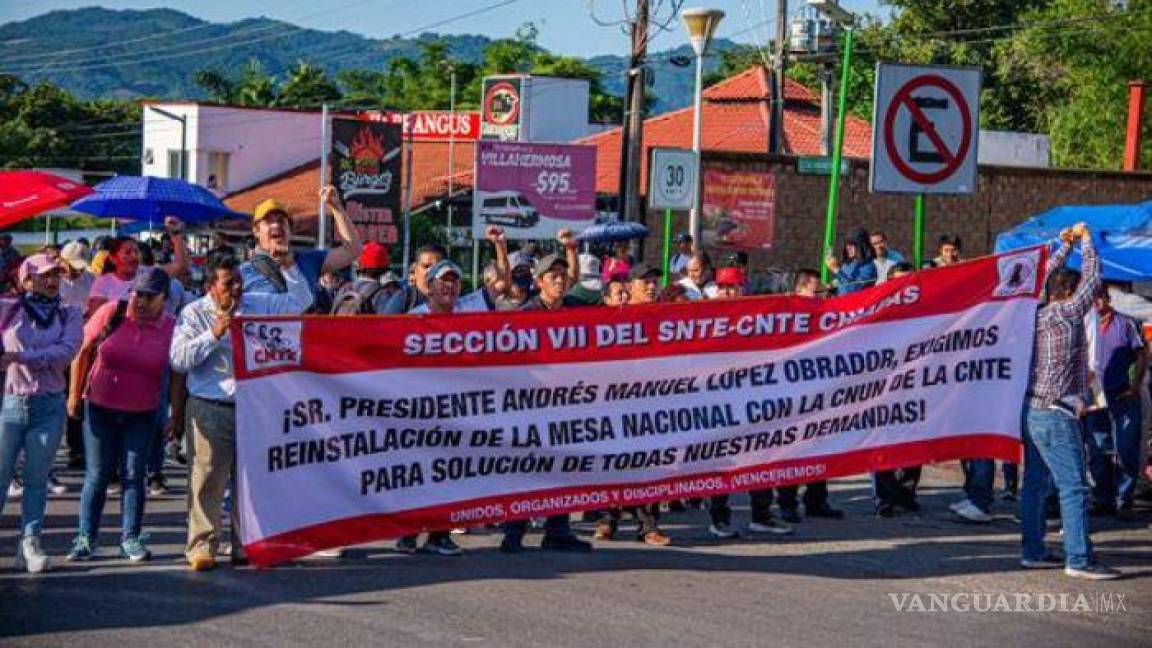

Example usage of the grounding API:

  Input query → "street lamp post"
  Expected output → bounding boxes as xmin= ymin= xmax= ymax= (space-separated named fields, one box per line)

xmin=446 ymin=65 xmax=457 ymax=260
xmin=682 ymin=7 xmax=724 ymax=250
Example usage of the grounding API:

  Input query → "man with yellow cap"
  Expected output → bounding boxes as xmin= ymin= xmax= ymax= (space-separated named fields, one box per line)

xmin=240 ymin=185 xmax=362 ymax=310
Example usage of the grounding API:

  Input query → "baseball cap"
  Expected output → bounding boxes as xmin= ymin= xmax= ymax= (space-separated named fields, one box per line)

xmin=18 ymin=254 xmax=61 ymax=284
xmin=358 ymin=241 xmax=390 ymax=271
xmin=132 ymin=267 xmax=171 ymax=297
xmin=253 ymin=198 xmax=290 ymax=223
xmin=715 ymin=266 xmax=746 ymax=286
xmin=533 ymin=254 xmax=569 ymax=279
xmin=59 ymin=241 xmax=90 ymax=270
xmin=674 ymin=233 xmax=693 ymax=244
xmin=427 ymin=259 xmax=463 ymax=281
xmin=628 ymin=263 xmax=662 ymax=281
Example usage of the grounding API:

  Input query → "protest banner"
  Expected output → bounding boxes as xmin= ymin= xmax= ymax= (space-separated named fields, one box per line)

xmin=471 ymin=140 xmax=597 ymax=240
xmin=331 ymin=117 xmax=403 ymax=244
xmin=702 ymin=160 xmax=776 ymax=250
xmin=233 ymin=247 xmax=1045 ymax=566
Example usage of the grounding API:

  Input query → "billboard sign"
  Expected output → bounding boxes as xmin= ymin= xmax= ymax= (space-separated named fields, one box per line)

xmin=358 ymin=111 xmax=481 ymax=141
xmin=702 ymin=160 xmax=776 ymax=250
xmin=481 ymin=77 xmax=523 ymax=141
xmin=330 ymin=118 xmax=402 ymax=244
xmin=472 ymin=141 xmax=597 ymax=240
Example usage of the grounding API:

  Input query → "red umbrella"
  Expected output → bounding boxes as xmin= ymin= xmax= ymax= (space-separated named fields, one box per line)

xmin=0 ymin=170 xmax=93 ymax=229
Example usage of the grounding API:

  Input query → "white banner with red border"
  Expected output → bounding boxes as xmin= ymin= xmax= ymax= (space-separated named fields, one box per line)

xmin=232 ymin=248 xmax=1045 ymax=566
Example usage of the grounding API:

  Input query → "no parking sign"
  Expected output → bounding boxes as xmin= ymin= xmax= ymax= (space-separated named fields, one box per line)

xmin=870 ymin=64 xmax=982 ymax=194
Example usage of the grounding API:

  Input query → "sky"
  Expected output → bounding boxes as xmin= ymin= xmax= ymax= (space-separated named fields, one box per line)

xmin=0 ymin=0 xmax=883 ymax=57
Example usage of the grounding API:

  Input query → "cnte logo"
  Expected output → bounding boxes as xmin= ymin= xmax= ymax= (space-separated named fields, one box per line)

xmin=243 ymin=321 xmax=302 ymax=370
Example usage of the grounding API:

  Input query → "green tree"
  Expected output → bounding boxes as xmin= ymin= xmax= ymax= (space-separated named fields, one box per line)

xmin=1006 ymin=0 xmax=1152 ymax=168
xmin=278 ymin=61 xmax=343 ymax=107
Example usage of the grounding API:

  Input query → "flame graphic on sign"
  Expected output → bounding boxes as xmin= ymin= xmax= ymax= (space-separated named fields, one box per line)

xmin=350 ymin=126 xmax=385 ymax=175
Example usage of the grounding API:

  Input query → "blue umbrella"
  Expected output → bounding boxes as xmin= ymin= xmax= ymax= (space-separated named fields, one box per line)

xmin=574 ymin=221 xmax=650 ymax=243
xmin=71 ymin=175 xmax=244 ymax=226
xmin=995 ymin=200 xmax=1152 ymax=282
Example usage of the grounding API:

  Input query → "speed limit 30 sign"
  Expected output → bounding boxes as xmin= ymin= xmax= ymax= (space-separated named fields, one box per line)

xmin=870 ymin=63 xmax=982 ymax=194
xmin=649 ymin=147 xmax=699 ymax=210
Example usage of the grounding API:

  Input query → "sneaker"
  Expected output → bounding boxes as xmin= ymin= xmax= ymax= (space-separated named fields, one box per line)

xmin=540 ymin=534 xmax=593 ymax=552
xmin=15 ymin=536 xmax=51 ymax=574
xmin=1020 ymin=553 xmax=1064 ymax=569
xmin=147 ymin=474 xmax=167 ymax=497
xmin=948 ymin=499 xmax=968 ymax=514
xmin=640 ymin=530 xmax=671 ymax=546
xmin=708 ymin=523 xmax=740 ymax=539
xmin=876 ymin=504 xmax=896 ymax=518
xmin=395 ymin=536 xmax=418 ymax=554
xmin=499 ymin=535 xmax=524 ymax=554
xmin=807 ymin=505 xmax=845 ymax=519
xmin=48 ymin=474 xmax=67 ymax=495
xmin=188 ymin=550 xmax=217 ymax=571
xmin=779 ymin=508 xmax=802 ymax=524
xmin=106 ymin=479 xmax=120 ymax=496
xmin=424 ymin=536 xmax=463 ymax=556
xmin=748 ymin=519 xmax=795 ymax=535
xmin=66 ymin=536 xmax=96 ymax=562
xmin=1065 ymin=563 xmax=1122 ymax=580
xmin=120 ymin=536 xmax=152 ymax=562
xmin=449 ymin=528 xmax=469 ymax=535
xmin=7 ymin=476 xmax=23 ymax=499
xmin=952 ymin=500 xmax=992 ymax=523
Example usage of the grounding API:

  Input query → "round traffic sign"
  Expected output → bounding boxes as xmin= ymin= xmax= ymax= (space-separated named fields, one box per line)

xmin=882 ymin=74 xmax=973 ymax=185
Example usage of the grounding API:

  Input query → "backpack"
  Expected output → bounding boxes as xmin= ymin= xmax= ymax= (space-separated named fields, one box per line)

xmin=331 ymin=281 xmax=386 ymax=315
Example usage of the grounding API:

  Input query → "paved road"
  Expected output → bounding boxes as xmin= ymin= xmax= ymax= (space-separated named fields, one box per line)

xmin=1 ymin=461 xmax=1149 ymax=647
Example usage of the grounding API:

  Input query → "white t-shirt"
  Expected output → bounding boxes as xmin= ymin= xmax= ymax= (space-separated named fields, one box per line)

xmin=409 ymin=290 xmax=491 ymax=314
xmin=678 ymin=277 xmax=717 ymax=301
xmin=90 ymin=267 xmax=185 ymax=315
xmin=59 ymin=271 xmax=93 ymax=312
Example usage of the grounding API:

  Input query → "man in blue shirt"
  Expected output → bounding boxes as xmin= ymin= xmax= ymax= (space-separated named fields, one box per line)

xmin=240 ymin=185 xmax=362 ymax=310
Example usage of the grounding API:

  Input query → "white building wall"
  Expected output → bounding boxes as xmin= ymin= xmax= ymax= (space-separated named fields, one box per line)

xmin=141 ymin=104 xmax=323 ymax=194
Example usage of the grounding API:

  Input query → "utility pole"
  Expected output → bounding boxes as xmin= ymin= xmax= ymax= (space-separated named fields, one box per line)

xmin=768 ymin=0 xmax=788 ymax=154
xmin=618 ymin=0 xmax=649 ymax=223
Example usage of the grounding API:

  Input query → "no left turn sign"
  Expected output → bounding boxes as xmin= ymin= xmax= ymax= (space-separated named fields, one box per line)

xmin=870 ymin=64 xmax=982 ymax=194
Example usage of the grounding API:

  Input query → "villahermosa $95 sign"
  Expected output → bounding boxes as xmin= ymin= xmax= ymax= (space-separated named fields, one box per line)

xmin=232 ymin=248 xmax=1045 ymax=566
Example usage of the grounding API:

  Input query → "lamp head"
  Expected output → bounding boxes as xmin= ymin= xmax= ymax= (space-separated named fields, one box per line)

xmin=682 ymin=8 xmax=725 ymax=57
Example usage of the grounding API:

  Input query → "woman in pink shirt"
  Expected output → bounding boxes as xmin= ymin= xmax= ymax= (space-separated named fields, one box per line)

xmin=0 ymin=254 xmax=83 ymax=573
xmin=66 ymin=267 xmax=176 ymax=563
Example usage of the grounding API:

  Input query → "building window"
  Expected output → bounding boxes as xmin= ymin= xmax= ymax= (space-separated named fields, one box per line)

xmin=167 ymin=149 xmax=185 ymax=179
xmin=207 ymin=152 xmax=230 ymax=193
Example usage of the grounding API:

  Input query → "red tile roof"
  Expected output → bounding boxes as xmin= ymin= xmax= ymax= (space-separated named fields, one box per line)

xmin=576 ymin=65 xmax=873 ymax=194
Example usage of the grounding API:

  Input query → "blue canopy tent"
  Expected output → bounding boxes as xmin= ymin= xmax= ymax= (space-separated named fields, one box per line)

xmin=994 ymin=200 xmax=1152 ymax=282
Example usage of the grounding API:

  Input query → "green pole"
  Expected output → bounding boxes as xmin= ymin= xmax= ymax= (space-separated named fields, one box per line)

xmin=820 ymin=27 xmax=855 ymax=285
xmin=661 ymin=208 xmax=673 ymax=287
xmin=913 ymin=194 xmax=925 ymax=267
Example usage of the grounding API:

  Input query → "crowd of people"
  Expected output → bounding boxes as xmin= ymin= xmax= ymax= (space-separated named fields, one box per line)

xmin=0 ymin=188 xmax=1147 ymax=581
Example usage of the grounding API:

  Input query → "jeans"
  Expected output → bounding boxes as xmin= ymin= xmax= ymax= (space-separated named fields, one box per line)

xmin=0 ymin=392 xmax=66 ymax=537
xmin=1020 ymin=408 xmax=1095 ymax=568
xmin=961 ymin=458 xmax=995 ymax=513
xmin=872 ymin=467 xmax=922 ymax=508
xmin=79 ymin=403 xmax=157 ymax=542
xmin=503 ymin=515 xmax=572 ymax=540
xmin=1084 ymin=395 xmax=1143 ymax=509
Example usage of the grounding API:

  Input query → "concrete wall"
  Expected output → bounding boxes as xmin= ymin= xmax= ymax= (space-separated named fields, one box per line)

xmin=642 ymin=153 xmax=1152 ymax=273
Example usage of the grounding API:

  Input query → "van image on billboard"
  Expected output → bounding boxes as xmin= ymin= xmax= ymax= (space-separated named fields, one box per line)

xmin=478 ymin=191 xmax=541 ymax=228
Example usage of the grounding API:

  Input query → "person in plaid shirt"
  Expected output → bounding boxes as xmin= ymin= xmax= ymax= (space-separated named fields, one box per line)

xmin=1019 ymin=222 xmax=1120 ymax=580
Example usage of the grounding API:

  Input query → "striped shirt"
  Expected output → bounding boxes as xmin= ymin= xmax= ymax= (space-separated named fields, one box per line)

xmin=1027 ymin=239 xmax=1100 ymax=410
